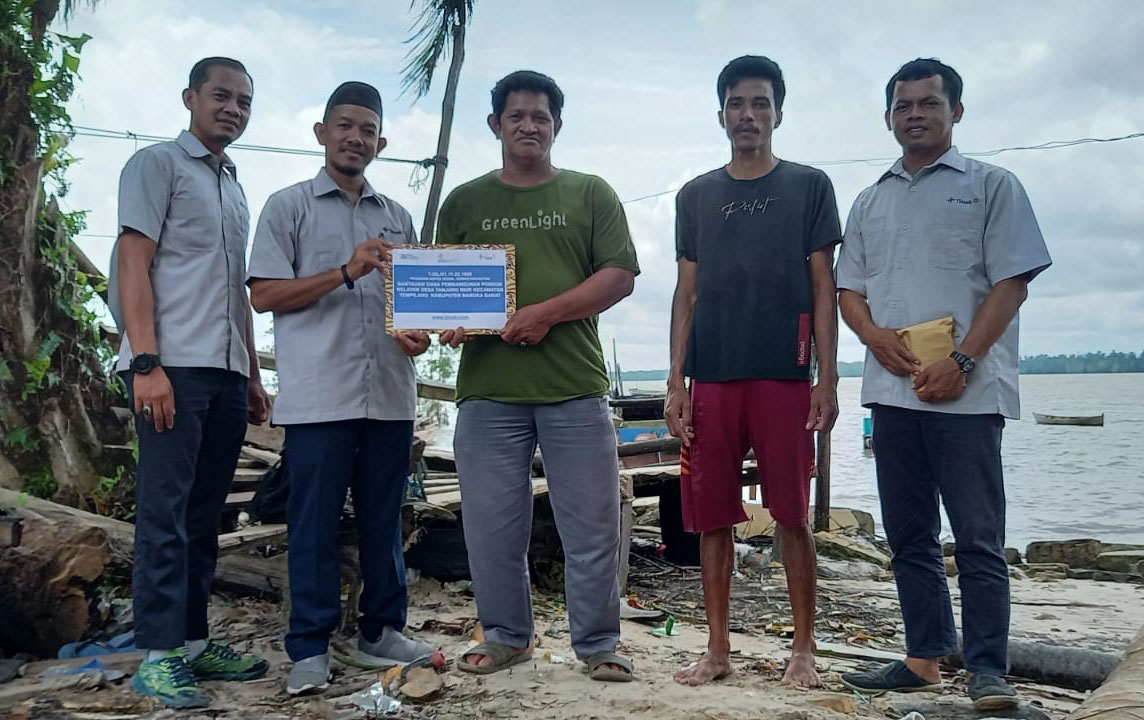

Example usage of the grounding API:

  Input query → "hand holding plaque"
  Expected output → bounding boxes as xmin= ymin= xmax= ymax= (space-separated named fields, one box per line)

xmin=385 ymin=245 xmax=517 ymax=334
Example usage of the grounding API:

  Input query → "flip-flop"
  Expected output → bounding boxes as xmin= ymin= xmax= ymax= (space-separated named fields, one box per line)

xmin=457 ymin=642 xmax=532 ymax=675
xmin=586 ymin=652 xmax=634 ymax=682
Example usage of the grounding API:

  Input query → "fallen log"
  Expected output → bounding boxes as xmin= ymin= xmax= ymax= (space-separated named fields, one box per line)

xmin=1068 ymin=625 xmax=1144 ymax=720
xmin=944 ymin=635 xmax=1122 ymax=692
xmin=0 ymin=515 xmax=110 ymax=657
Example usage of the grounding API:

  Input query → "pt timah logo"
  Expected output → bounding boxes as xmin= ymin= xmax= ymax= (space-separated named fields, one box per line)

xmin=721 ymin=196 xmax=780 ymax=221
xmin=946 ymin=196 xmax=980 ymax=205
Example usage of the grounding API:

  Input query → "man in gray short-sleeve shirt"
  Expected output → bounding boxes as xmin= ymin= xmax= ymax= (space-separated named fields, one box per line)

xmin=836 ymin=59 xmax=1051 ymax=711
xmin=109 ymin=57 xmax=271 ymax=709
xmin=248 ymin=82 xmax=434 ymax=697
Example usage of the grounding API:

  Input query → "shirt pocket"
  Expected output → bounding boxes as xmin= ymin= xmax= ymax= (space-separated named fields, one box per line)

xmin=863 ymin=216 xmax=889 ymax=277
xmin=928 ymin=209 xmax=985 ymax=271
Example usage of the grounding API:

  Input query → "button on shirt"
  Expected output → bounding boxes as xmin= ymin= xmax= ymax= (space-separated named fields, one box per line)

xmin=247 ymin=169 xmax=420 ymax=424
xmin=109 ymin=130 xmax=252 ymax=375
xmin=835 ymin=147 xmax=1052 ymax=418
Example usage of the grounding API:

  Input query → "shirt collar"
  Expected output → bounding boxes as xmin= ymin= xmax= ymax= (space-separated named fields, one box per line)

xmin=311 ymin=167 xmax=386 ymax=205
xmin=879 ymin=145 xmax=967 ymax=183
xmin=176 ymin=130 xmax=237 ymax=175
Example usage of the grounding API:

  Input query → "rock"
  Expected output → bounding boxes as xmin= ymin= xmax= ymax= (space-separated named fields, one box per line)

xmin=1026 ymin=539 xmax=1102 ymax=569
xmin=1101 ymin=542 xmax=1144 ymax=553
xmin=1096 ymin=550 xmax=1144 ymax=574
xmin=944 ymin=556 xmax=959 ymax=577
xmin=1092 ymin=570 xmax=1143 ymax=584
xmin=817 ymin=559 xmax=885 ymax=580
xmin=1135 ymin=560 xmax=1144 ymax=577
xmin=810 ymin=694 xmax=858 ymax=714
xmin=1009 ymin=565 xmax=1028 ymax=580
xmin=399 ymin=667 xmax=444 ymax=702
xmin=1034 ymin=613 xmax=1060 ymax=621
xmin=1022 ymin=563 xmax=1068 ymax=580
xmin=1067 ymin=569 xmax=1097 ymax=580
xmin=813 ymin=531 xmax=890 ymax=568
xmin=942 ymin=542 xmax=956 ymax=557
xmin=1005 ymin=547 xmax=1023 ymax=565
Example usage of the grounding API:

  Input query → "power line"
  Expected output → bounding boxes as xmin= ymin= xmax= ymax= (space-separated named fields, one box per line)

xmin=618 ymin=131 xmax=1144 ymax=204
xmin=71 ymin=125 xmax=436 ymax=167
xmin=66 ymin=124 xmax=1144 ymax=205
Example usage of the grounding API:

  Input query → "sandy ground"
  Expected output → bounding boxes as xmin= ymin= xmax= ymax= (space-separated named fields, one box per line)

xmin=7 ymin=560 xmax=1141 ymax=720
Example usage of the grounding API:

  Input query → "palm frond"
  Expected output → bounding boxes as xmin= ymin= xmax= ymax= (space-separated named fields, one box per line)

xmin=400 ymin=0 xmax=474 ymax=99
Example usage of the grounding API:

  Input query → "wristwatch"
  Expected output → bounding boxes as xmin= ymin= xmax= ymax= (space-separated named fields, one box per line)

xmin=130 ymin=353 xmax=162 ymax=375
xmin=949 ymin=350 xmax=976 ymax=374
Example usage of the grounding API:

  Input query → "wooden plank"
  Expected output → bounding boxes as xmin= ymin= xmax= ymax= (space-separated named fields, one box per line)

xmin=428 ymin=480 xmax=549 ymax=513
xmin=813 ymin=431 xmax=832 ymax=533
xmin=233 ymin=467 xmax=266 ymax=478
xmin=217 ymin=524 xmax=288 ymax=554
xmin=240 ymin=445 xmax=281 ymax=466
xmin=225 ymin=491 xmax=256 ymax=506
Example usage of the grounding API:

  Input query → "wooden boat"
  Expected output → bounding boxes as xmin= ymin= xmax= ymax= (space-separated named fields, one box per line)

xmin=1033 ymin=413 xmax=1104 ymax=427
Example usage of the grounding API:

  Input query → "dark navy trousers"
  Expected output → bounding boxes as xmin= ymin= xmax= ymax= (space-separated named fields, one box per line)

xmin=283 ymin=419 xmax=412 ymax=661
xmin=126 ymin=367 xmax=249 ymax=650
xmin=872 ymin=404 xmax=1010 ymax=676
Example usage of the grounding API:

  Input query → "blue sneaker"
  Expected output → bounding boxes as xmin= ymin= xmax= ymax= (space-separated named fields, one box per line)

xmin=841 ymin=660 xmax=943 ymax=695
xmin=969 ymin=673 xmax=1018 ymax=711
xmin=132 ymin=650 xmax=209 ymax=709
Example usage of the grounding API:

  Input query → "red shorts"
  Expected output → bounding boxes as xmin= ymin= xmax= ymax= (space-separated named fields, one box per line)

xmin=680 ymin=379 xmax=814 ymax=533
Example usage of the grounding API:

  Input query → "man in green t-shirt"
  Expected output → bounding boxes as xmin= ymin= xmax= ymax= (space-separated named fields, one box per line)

xmin=437 ymin=70 xmax=640 ymax=682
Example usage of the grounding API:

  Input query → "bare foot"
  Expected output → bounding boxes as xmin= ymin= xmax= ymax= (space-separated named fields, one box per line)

xmin=781 ymin=650 xmax=822 ymax=688
xmin=674 ymin=652 xmax=733 ymax=686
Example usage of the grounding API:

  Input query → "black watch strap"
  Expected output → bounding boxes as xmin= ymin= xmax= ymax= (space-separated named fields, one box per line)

xmin=950 ymin=350 xmax=976 ymax=374
xmin=131 ymin=353 xmax=161 ymax=374
xmin=341 ymin=264 xmax=354 ymax=289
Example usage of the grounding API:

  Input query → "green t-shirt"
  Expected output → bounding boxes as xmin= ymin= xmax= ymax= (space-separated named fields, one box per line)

xmin=436 ymin=170 xmax=640 ymax=404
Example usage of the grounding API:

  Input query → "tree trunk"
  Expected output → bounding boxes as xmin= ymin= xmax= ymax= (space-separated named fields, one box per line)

xmin=0 ymin=1 xmax=132 ymax=504
xmin=420 ymin=20 xmax=466 ymax=244
xmin=0 ymin=515 xmax=110 ymax=657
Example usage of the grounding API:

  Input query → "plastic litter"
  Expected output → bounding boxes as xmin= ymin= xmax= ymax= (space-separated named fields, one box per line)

xmin=348 ymin=682 xmax=404 ymax=717
xmin=650 ymin=614 xmax=681 ymax=637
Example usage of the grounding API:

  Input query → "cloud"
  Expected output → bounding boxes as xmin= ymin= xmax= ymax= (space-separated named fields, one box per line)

xmin=56 ymin=0 xmax=1144 ymax=369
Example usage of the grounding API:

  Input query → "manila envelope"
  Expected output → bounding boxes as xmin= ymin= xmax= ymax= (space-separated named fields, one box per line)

xmin=896 ymin=316 xmax=956 ymax=371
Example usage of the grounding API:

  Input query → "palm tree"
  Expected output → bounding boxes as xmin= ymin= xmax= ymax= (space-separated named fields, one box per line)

xmin=401 ymin=0 xmax=475 ymax=244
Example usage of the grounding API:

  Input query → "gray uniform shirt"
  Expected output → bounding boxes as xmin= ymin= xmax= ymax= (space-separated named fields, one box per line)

xmin=109 ymin=130 xmax=252 ymax=376
xmin=248 ymin=169 xmax=420 ymax=424
xmin=835 ymin=147 xmax=1052 ymax=418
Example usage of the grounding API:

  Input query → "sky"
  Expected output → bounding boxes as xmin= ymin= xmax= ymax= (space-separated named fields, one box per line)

xmin=55 ymin=0 xmax=1144 ymax=371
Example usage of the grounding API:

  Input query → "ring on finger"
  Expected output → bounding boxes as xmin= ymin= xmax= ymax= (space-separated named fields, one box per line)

xmin=142 ymin=405 xmax=153 ymax=417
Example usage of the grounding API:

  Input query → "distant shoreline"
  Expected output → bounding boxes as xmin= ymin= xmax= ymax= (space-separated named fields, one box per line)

xmin=619 ymin=366 xmax=1144 ymax=382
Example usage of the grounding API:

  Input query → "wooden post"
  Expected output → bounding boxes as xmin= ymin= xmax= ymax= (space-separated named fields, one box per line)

xmin=420 ymin=19 xmax=466 ymax=244
xmin=813 ymin=430 xmax=831 ymax=533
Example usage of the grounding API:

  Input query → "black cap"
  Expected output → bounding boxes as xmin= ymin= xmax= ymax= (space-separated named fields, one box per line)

xmin=324 ymin=81 xmax=382 ymax=122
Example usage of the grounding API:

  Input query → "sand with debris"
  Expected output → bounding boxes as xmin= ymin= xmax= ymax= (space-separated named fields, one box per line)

xmin=7 ymin=556 xmax=1141 ymax=720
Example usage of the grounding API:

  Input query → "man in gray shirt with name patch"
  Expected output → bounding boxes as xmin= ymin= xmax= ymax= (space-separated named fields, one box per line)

xmin=109 ymin=57 xmax=271 ymax=709
xmin=836 ymin=59 xmax=1051 ymax=711
xmin=248 ymin=82 xmax=434 ymax=697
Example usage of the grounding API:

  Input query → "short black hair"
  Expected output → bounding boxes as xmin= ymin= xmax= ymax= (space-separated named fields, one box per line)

xmin=717 ymin=55 xmax=785 ymax=110
xmin=491 ymin=70 xmax=564 ymax=120
xmin=188 ymin=57 xmax=252 ymax=92
xmin=885 ymin=58 xmax=962 ymax=111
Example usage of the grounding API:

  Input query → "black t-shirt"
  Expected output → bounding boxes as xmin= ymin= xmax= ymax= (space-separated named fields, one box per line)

xmin=676 ymin=161 xmax=841 ymax=382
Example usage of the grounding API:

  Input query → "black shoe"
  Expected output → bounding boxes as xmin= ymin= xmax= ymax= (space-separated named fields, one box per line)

xmin=969 ymin=673 xmax=1018 ymax=711
xmin=840 ymin=660 xmax=943 ymax=695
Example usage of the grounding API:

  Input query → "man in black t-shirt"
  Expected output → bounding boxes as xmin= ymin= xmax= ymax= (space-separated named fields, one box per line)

xmin=666 ymin=55 xmax=842 ymax=688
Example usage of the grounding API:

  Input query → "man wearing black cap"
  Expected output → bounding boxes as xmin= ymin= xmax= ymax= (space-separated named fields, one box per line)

xmin=248 ymin=82 xmax=434 ymax=696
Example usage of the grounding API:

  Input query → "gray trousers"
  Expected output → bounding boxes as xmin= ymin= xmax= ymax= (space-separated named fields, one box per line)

xmin=454 ymin=396 xmax=621 ymax=659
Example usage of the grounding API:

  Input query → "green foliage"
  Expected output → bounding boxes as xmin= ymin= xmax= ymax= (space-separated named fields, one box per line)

xmin=417 ymin=342 xmax=458 ymax=425
xmin=90 ymin=463 xmax=125 ymax=515
xmin=401 ymin=0 xmax=474 ymax=98
xmin=3 ymin=426 xmax=39 ymax=452
xmin=23 ymin=464 xmax=57 ymax=499
xmin=1020 ymin=350 xmax=1144 ymax=374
